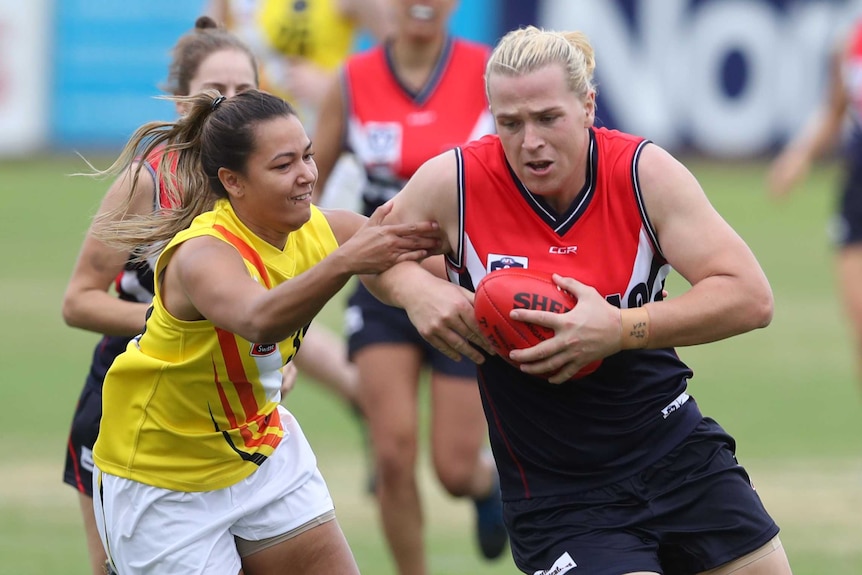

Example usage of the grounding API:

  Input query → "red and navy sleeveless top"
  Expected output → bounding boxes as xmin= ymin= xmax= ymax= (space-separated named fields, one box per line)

xmin=450 ymin=128 xmax=700 ymax=500
xmin=343 ymin=36 xmax=494 ymax=216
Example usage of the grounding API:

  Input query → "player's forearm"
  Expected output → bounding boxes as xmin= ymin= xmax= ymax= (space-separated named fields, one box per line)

xmin=62 ymin=292 xmax=150 ymax=337
xmin=361 ymin=261 xmax=436 ymax=308
xmin=787 ymin=106 xmax=843 ymax=163
xmin=637 ymin=274 xmax=773 ymax=350
xmin=242 ymin=252 xmax=355 ymax=343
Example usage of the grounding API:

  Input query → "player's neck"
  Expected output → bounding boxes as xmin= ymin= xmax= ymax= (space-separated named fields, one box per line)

xmin=389 ymin=35 xmax=446 ymax=90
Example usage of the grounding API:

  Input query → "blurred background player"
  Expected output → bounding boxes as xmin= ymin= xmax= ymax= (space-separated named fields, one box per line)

xmin=61 ymin=17 xmax=351 ymax=574
xmin=207 ymin=0 xmax=393 ymax=211
xmin=208 ymin=0 xmax=393 ymax=130
xmin=261 ymin=0 xmax=391 ymax=128
xmin=767 ymin=18 xmax=862 ymax=394
xmin=311 ymin=1 xmax=505 ymax=573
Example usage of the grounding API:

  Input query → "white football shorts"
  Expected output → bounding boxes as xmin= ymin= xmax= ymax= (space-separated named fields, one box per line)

xmin=93 ymin=405 xmax=334 ymax=575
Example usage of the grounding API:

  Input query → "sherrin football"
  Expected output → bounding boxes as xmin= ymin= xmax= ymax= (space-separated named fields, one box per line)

xmin=473 ymin=267 xmax=601 ymax=379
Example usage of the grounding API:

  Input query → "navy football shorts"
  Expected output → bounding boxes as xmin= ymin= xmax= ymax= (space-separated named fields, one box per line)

xmin=504 ymin=418 xmax=780 ymax=575
xmin=345 ymin=283 xmax=476 ymax=378
xmin=63 ymin=376 xmax=102 ymax=497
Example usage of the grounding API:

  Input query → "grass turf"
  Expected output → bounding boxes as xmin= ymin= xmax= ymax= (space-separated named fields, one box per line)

xmin=0 ymin=154 xmax=859 ymax=574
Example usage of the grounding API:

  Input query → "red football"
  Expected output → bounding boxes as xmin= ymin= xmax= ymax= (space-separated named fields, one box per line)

xmin=474 ymin=268 xmax=600 ymax=379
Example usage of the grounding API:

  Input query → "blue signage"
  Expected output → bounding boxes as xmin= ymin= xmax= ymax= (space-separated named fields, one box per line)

xmin=50 ymin=0 xmax=851 ymax=155
xmin=50 ymin=0 xmax=495 ymax=150
xmin=51 ymin=0 xmax=208 ymax=148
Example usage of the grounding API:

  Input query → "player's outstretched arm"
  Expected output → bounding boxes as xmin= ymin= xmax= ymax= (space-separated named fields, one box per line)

xmin=162 ymin=204 xmax=440 ymax=344
xmin=767 ymin=46 xmax=848 ymax=199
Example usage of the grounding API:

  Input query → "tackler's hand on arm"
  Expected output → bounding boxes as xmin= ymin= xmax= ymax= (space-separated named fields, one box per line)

xmin=334 ymin=202 xmax=443 ymax=274
xmin=508 ymin=275 xmax=625 ymax=384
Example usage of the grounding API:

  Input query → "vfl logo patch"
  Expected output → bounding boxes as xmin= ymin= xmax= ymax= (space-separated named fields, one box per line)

xmin=365 ymin=122 xmax=402 ymax=164
xmin=534 ymin=552 xmax=577 ymax=575
xmin=488 ymin=253 xmax=528 ymax=272
xmin=250 ymin=343 xmax=278 ymax=357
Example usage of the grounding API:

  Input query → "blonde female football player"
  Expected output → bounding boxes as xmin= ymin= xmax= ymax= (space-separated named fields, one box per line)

xmin=364 ymin=25 xmax=793 ymax=575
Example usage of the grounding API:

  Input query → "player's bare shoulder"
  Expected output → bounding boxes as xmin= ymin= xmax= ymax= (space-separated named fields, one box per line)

xmin=636 ymin=142 xmax=706 ymax=224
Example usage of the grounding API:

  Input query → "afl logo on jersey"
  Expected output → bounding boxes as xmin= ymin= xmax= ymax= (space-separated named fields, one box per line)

xmin=488 ymin=253 xmax=528 ymax=272
xmin=250 ymin=343 xmax=278 ymax=357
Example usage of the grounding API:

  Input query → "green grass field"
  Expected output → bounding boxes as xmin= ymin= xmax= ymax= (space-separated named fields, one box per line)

xmin=1 ymin=154 xmax=860 ymax=574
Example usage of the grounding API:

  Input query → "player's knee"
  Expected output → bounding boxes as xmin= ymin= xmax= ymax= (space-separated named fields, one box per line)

xmin=433 ymin=455 xmax=476 ymax=496
xmin=374 ymin=442 xmax=417 ymax=486
xmin=436 ymin=467 xmax=474 ymax=497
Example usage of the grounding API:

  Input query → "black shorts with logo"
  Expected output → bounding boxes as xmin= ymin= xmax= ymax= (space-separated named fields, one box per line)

xmin=505 ymin=418 xmax=779 ymax=575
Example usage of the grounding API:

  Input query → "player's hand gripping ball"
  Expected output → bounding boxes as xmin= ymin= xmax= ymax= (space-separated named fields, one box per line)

xmin=474 ymin=268 xmax=601 ymax=379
